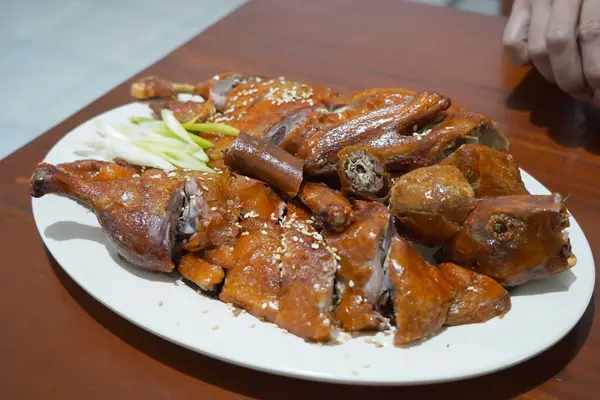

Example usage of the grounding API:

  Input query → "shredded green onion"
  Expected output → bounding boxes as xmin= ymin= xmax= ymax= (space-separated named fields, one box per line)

xmin=182 ymin=123 xmax=240 ymax=136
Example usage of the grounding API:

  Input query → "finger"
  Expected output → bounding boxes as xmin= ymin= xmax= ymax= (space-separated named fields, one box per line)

xmin=579 ymin=0 xmax=600 ymax=95
xmin=527 ymin=0 xmax=555 ymax=83
xmin=503 ymin=0 xmax=532 ymax=65
xmin=546 ymin=0 xmax=588 ymax=95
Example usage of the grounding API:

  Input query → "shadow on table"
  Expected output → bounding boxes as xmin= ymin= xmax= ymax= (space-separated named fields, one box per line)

xmin=48 ymin=251 xmax=594 ymax=400
xmin=505 ymin=69 xmax=600 ymax=155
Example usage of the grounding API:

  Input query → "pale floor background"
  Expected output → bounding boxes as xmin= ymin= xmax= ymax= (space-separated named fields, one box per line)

xmin=0 ymin=0 xmax=502 ymax=160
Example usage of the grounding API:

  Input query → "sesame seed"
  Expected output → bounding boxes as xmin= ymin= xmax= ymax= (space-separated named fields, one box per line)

xmin=263 ymin=222 xmax=268 ymax=228
xmin=201 ymin=309 xmax=209 ymax=314
xmin=322 ymin=319 xmax=331 ymax=326
xmin=261 ymin=303 xmax=267 ymax=309
xmin=158 ymin=300 xmax=163 ymax=307
xmin=230 ymin=247 xmax=235 ymax=252
xmin=292 ymin=236 xmax=298 ymax=242
xmin=274 ymin=254 xmax=281 ymax=260
xmin=250 ymin=323 xmax=256 ymax=328
xmin=132 ymin=173 xmax=140 ymax=178
xmin=241 ymin=231 xmax=249 ymax=236
xmin=311 ymin=243 xmax=319 ymax=249
xmin=261 ymin=230 xmax=268 ymax=235
xmin=211 ymin=207 xmax=217 ymax=211
xmin=212 ymin=325 xmax=220 ymax=331
xmin=245 ymin=176 xmax=250 ymax=181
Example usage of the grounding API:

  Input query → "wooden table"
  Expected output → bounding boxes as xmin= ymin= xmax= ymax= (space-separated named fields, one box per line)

xmin=1 ymin=0 xmax=598 ymax=398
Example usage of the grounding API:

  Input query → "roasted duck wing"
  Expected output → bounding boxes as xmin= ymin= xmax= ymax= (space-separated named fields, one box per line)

xmin=389 ymin=165 xmax=475 ymax=245
xmin=386 ymin=235 xmax=455 ymax=345
xmin=440 ymin=144 xmax=528 ymax=198
xmin=441 ymin=195 xmax=576 ymax=286
xmin=439 ymin=262 xmax=511 ymax=326
xmin=324 ymin=201 xmax=392 ymax=331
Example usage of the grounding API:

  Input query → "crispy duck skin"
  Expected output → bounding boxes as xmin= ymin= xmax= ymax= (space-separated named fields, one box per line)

xmin=275 ymin=213 xmax=337 ymax=341
xmin=224 ymin=132 xmax=304 ymax=197
xmin=389 ymin=165 xmax=476 ymax=246
xmin=439 ymin=262 xmax=511 ymax=326
xmin=219 ymin=218 xmax=283 ymax=322
xmin=230 ymin=174 xmax=286 ymax=219
xmin=338 ymin=145 xmax=391 ymax=202
xmin=297 ymin=182 xmax=354 ymax=233
xmin=439 ymin=144 xmax=528 ymax=198
xmin=324 ymin=201 xmax=391 ymax=331
xmin=441 ymin=194 xmax=577 ymax=287
xmin=30 ymin=163 xmax=189 ymax=272
xmin=179 ymin=252 xmax=225 ymax=291
xmin=54 ymin=159 xmax=138 ymax=181
xmin=150 ymin=100 xmax=215 ymax=123
xmin=386 ymin=235 xmax=456 ymax=345
xmin=299 ymin=91 xmax=451 ymax=176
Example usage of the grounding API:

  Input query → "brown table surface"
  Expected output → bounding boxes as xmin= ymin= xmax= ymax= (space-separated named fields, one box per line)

xmin=1 ymin=0 xmax=599 ymax=398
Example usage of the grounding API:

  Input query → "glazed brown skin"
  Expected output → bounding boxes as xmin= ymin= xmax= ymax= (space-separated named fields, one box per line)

xmin=178 ymin=253 xmax=225 ymax=289
xmin=439 ymin=262 xmax=511 ymax=326
xmin=219 ymin=218 xmax=283 ymax=322
xmin=338 ymin=146 xmax=391 ymax=202
xmin=389 ymin=165 xmax=476 ymax=246
xmin=442 ymin=195 xmax=576 ymax=286
xmin=440 ymin=144 xmax=528 ymax=198
xmin=229 ymin=174 xmax=285 ymax=219
xmin=224 ymin=132 xmax=304 ymax=197
xmin=150 ymin=100 xmax=215 ymax=123
xmin=374 ymin=110 xmax=507 ymax=172
xmin=300 ymin=91 xmax=451 ymax=176
xmin=275 ymin=214 xmax=337 ymax=342
xmin=54 ymin=159 xmax=138 ymax=181
xmin=386 ymin=235 xmax=455 ymax=345
xmin=30 ymin=163 xmax=189 ymax=272
xmin=324 ymin=201 xmax=390 ymax=331
xmin=297 ymin=181 xmax=354 ymax=232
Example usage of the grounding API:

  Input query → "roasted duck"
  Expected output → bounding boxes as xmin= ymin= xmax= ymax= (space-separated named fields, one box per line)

xmin=29 ymin=73 xmax=579 ymax=346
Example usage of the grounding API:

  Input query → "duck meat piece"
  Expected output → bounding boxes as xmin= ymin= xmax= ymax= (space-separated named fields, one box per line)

xmin=338 ymin=146 xmax=391 ymax=202
xmin=297 ymin=182 xmax=354 ymax=233
xmin=230 ymin=174 xmax=286 ymax=219
xmin=299 ymin=91 xmax=451 ymax=176
xmin=30 ymin=163 xmax=190 ymax=272
xmin=371 ymin=111 xmax=509 ymax=172
xmin=389 ymin=165 xmax=475 ymax=246
xmin=219 ymin=218 xmax=283 ymax=322
xmin=150 ymin=100 xmax=215 ymax=123
xmin=386 ymin=235 xmax=455 ymax=345
xmin=438 ymin=262 xmax=511 ymax=326
xmin=439 ymin=144 xmax=528 ymax=198
xmin=440 ymin=194 xmax=577 ymax=286
xmin=275 ymin=213 xmax=337 ymax=341
xmin=224 ymin=133 xmax=304 ymax=197
xmin=324 ymin=201 xmax=392 ymax=331
xmin=178 ymin=252 xmax=225 ymax=293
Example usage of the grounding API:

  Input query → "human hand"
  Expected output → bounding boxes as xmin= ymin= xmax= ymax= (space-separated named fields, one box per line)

xmin=503 ymin=0 xmax=600 ymax=104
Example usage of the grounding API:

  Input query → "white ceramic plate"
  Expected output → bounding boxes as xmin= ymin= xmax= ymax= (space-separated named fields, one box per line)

xmin=31 ymin=103 xmax=595 ymax=385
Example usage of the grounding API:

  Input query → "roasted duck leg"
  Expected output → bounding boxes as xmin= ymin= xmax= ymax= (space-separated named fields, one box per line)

xmin=439 ymin=144 xmax=528 ymax=198
xmin=440 ymin=194 xmax=576 ymax=286
xmin=324 ymin=201 xmax=392 ymax=331
xmin=389 ymin=165 xmax=476 ymax=245
xmin=30 ymin=163 xmax=188 ymax=272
